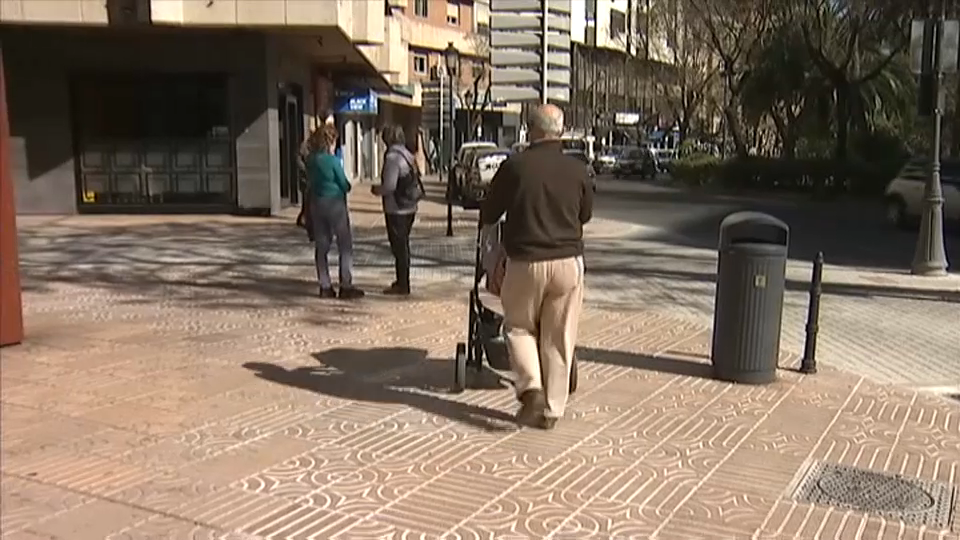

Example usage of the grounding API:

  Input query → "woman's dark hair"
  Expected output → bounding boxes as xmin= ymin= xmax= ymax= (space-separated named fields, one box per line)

xmin=382 ymin=124 xmax=407 ymax=147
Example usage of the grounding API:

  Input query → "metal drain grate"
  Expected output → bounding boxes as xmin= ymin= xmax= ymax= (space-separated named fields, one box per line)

xmin=792 ymin=461 xmax=957 ymax=529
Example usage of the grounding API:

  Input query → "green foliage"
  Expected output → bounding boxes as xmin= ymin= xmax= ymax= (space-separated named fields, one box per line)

xmin=671 ymin=153 xmax=722 ymax=186
xmin=673 ymin=152 xmax=904 ymax=198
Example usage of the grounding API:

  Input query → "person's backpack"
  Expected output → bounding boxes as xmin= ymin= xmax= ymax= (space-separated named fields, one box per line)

xmin=394 ymin=151 xmax=425 ymax=209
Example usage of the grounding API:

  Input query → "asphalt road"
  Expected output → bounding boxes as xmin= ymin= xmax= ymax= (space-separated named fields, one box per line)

xmin=592 ymin=175 xmax=960 ymax=272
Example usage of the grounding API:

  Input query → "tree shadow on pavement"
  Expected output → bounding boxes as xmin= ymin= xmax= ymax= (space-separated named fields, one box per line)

xmin=243 ymin=346 xmax=515 ymax=432
xmin=17 ymin=219 xmax=475 ymax=310
xmin=577 ymin=346 xmax=714 ymax=379
xmin=584 ymin=245 xmax=960 ymax=305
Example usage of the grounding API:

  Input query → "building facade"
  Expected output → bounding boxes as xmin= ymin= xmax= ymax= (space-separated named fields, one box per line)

xmin=567 ymin=0 xmax=677 ymax=146
xmin=1 ymin=0 xmax=392 ymax=215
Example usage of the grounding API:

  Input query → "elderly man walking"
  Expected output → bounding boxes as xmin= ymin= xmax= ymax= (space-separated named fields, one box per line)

xmin=480 ymin=104 xmax=593 ymax=430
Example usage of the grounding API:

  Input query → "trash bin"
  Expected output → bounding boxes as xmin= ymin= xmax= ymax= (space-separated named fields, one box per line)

xmin=711 ymin=211 xmax=789 ymax=384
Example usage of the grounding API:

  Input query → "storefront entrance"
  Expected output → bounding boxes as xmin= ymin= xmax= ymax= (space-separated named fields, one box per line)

xmin=71 ymin=73 xmax=236 ymax=211
xmin=277 ymin=83 xmax=304 ymax=207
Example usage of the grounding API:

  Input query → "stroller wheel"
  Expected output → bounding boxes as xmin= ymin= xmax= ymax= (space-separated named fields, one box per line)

xmin=453 ymin=342 xmax=468 ymax=393
xmin=569 ymin=356 xmax=579 ymax=394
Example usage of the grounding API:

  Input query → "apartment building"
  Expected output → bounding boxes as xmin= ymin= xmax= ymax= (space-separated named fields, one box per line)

xmin=568 ymin=0 xmax=676 ymax=146
xmin=1 ymin=0 xmax=394 ymax=215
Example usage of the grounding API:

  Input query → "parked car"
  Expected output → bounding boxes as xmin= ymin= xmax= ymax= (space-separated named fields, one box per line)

xmin=458 ymin=147 xmax=512 ymax=208
xmin=885 ymin=159 xmax=960 ymax=229
xmin=595 ymin=146 xmax=624 ymax=174
xmin=613 ymin=146 xmax=658 ymax=179
xmin=448 ymin=141 xmax=497 ymax=202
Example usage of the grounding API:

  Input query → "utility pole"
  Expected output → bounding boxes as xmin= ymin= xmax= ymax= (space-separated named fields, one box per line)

xmin=438 ymin=68 xmax=445 ymax=175
xmin=540 ymin=0 xmax=549 ymax=104
xmin=912 ymin=0 xmax=951 ymax=276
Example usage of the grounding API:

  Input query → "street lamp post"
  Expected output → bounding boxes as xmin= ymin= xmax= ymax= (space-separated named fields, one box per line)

xmin=444 ymin=42 xmax=459 ymax=238
xmin=912 ymin=6 xmax=950 ymax=276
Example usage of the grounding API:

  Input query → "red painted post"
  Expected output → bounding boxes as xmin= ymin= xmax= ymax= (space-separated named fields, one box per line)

xmin=0 ymin=46 xmax=24 ymax=347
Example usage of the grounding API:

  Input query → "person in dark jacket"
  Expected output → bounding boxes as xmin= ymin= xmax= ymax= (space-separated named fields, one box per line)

xmin=371 ymin=125 xmax=419 ymax=296
xmin=480 ymin=104 xmax=593 ymax=430
xmin=307 ymin=125 xmax=364 ymax=300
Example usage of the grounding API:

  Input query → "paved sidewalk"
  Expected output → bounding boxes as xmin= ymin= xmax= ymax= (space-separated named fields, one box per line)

xmin=3 ymin=207 xmax=960 ymax=539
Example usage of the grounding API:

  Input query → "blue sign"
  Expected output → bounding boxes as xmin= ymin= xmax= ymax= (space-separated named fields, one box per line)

xmin=334 ymin=89 xmax=378 ymax=115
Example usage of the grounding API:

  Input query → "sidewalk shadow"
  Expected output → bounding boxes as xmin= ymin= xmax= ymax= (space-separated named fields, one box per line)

xmin=576 ymin=346 xmax=714 ymax=379
xmin=243 ymin=346 xmax=515 ymax=432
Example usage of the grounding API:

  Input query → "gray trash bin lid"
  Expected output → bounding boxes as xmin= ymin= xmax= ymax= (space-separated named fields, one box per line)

xmin=719 ymin=211 xmax=789 ymax=249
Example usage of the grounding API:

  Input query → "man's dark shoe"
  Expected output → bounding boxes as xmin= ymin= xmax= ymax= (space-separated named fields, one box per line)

xmin=338 ymin=286 xmax=365 ymax=300
xmin=382 ymin=284 xmax=411 ymax=296
xmin=319 ymin=287 xmax=337 ymax=299
xmin=515 ymin=389 xmax=545 ymax=427
xmin=538 ymin=416 xmax=558 ymax=430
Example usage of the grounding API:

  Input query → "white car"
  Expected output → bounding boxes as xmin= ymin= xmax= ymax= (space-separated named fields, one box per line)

xmin=461 ymin=148 xmax=511 ymax=208
xmin=449 ymin=141 xmax=497 ymax=201
xmin=885 ymin=159 xmax=960 ymax=228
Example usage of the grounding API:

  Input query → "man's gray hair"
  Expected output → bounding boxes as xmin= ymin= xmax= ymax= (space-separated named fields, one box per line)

xmin=528 ymin=104 xmax=564 ymax=137
xmin=382 ymin=124 xmax=407 ymax=147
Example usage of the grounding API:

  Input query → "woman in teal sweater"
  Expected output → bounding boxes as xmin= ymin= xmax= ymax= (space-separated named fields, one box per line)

xmin=307 ymin=126 xmax=364 ymax=299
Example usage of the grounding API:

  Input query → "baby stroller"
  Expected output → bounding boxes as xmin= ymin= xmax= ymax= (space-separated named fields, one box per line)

xmin=453 ymin=216 xmax=579 ymax=394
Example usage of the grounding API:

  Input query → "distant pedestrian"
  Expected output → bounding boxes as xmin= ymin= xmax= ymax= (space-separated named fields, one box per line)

xmin=480 ymin=104 xmax=593 ymax=430
xmin=306 ymin=124 xmax=364 ymax=300
xmin=372 ymin=125 xmax=424 ymax=296
xmin=296 ymin=128 xmax=322 ymax=241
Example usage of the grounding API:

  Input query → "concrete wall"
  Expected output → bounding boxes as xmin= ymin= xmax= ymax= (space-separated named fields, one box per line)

xmin=1 ymin=26 xmax=286 ymax=215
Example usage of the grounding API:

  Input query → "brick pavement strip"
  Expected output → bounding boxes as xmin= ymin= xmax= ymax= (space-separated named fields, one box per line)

xmin=4 ymin=215 xmax=960 ymax=539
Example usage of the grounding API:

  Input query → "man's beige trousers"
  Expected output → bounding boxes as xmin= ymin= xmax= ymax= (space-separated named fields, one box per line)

xmin=500 ymin=256 xmax=584 ymax=419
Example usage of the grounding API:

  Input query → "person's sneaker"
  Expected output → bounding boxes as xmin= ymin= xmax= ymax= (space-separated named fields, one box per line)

xmin=338 ymin=286 xmax=365 ymax=300
xmin=319 ymin=287 xmax=337 ymax=299
xmin=382 ymin=283 xmax=411 ymax=296
xmin=538 ymin=416 xmax=558 ymax=430
xmin=515 ymin=389 xmax=545 ymax=427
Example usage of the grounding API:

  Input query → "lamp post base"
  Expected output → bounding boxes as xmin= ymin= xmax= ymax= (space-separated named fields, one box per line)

xmin=911 ymin=206 xmax=950 ymax=277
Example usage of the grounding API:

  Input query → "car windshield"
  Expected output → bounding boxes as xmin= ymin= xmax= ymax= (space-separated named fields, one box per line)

xmin=473 ymin=149 xmax=510 ymax=165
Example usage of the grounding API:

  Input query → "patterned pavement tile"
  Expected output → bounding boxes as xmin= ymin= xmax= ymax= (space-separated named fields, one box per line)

xmin=332 ymin=518 xmax=441 ymax=540
xmin=239 ymin=503 xmax=359 ymax=539
xmin=236 ymin=443 xmax=380 ymax=501
xmin=111 ymin=472 xmax=222 ymax=515
xmin=550 ymin=499 xmax=668 ymax=539
xmin=105 ymin=515 xmax=229 ymax=540
xmin=0 ymin=477 xmax=92 ymax=535
xmin=23 ymin=499 xmax=154 ymax=540
xmin=177 ymin=435 xmax=317 ymax=489
xmin=4 ymin=211 xmax=960 ymax=539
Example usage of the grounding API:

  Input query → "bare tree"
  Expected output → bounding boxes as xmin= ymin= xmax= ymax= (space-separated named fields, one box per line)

xmin=652 ymin=0 xmax=719 ymax=141
xmin=463 ymin=33 xmax=493 ymax=138
xmin=686 ymin=0 xmax=775 ymax=157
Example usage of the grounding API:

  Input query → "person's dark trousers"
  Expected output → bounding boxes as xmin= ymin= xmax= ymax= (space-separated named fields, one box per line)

xmin=385 ymin=212 xmax=416 ymax=292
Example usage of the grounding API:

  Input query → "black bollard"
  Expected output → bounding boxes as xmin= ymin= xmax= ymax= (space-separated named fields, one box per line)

xmin=800 ymin=252 xmax=823 ymax=374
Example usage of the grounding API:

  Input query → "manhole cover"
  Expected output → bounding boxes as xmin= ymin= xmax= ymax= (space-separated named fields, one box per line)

xmin=792 ymin=461 xmax=957 ymax=529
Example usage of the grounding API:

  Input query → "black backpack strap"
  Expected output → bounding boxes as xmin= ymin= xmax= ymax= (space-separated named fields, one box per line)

xmin=397 ymin=152 xmax=425 ymax=193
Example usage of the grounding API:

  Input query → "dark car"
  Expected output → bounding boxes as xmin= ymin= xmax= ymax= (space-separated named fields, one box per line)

xmin=613 ymin=146 xmax=658 ymax=179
